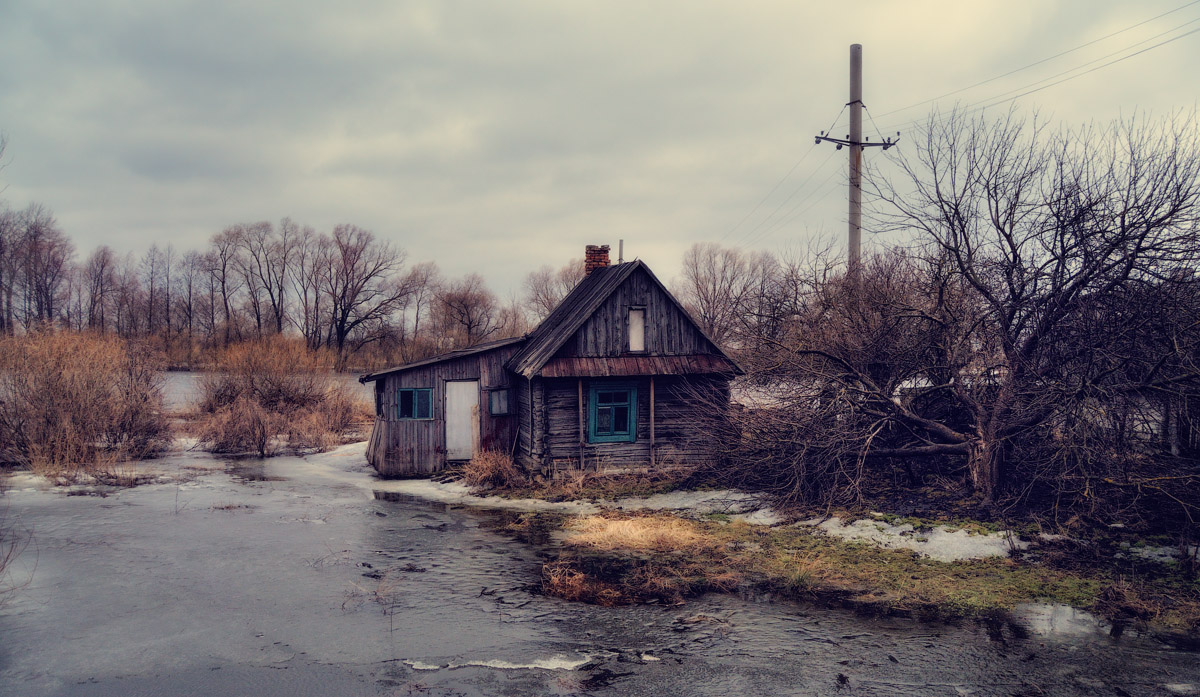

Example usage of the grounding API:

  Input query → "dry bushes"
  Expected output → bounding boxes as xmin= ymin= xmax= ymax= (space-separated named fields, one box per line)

xmin=0 ymin=332 xmax=170 ymax=476
xmin=462 ymin=451 xmax=525 ymax=489
xmin=195 ymin=337 xmax=370 ymax=455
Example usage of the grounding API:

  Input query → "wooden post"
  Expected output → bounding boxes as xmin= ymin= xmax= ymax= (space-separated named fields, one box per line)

xmin=649 ymin=377 xmax=656 ymax=466
xmin=578 ymin=379 xmax=585 ymax=469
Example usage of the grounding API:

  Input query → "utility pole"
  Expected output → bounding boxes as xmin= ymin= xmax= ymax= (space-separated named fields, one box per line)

xmin=815 ymin=43 xmax=897 ymax=278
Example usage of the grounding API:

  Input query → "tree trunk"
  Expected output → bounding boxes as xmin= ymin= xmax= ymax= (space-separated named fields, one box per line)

xmin=967 ymin=436 xmax=1002 ymax=504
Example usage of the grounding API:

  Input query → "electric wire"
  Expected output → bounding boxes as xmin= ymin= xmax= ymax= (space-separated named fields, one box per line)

xmin=721 ymin=105 xmax=847 ymax=245
xmin=730 ymin=147 xmax=840 ymax=248
xmin=740 ymin=160 xmax=843 ymax=247
xmin=877 ymin=16 xmax=1200 ymax=134
xmin=874 ymin=0 xmax=1200 ymax=120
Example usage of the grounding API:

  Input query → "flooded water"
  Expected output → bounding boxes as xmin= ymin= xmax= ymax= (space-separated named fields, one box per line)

xmin=2 ymin=445 xmax=1198 ymax=697
xmin=159 ymin=371 xmax=372 ymax=412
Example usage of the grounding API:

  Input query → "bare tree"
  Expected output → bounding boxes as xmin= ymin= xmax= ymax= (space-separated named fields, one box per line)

xmin=434 ymin=273 xmax=500 ymax=348
xmin=523 ymin=257 xmax=583 ymax=320
xmin=18 ymin=204 xmax=73 ymax=327
xmin=320 ymin=224 xmax=412 ymax=365
xmin=0 ymin=206 xmax=20 ymax=334
xmin=858 ymin=110 xmax=1200 ymax=503
xmin=209 ymin=227 xmax=243 ymax=345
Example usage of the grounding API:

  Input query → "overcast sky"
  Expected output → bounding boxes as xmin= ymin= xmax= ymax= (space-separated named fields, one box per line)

xmin=1 ymin=0 xmax=1197 ymax=296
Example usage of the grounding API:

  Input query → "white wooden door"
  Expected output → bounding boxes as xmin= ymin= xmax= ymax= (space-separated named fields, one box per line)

xmin=445 ymin=380 xmax=479 ymax=461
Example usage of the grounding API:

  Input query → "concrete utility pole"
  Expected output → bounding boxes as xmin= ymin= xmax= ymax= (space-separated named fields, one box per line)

xmin=848 ymin=43 xmax=863 ymax=275
xmin=815 ymin=43 xmax=898 ymax=278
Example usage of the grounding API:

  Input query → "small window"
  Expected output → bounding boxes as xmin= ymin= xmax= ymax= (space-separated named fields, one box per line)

xmin=397 ymin=388 xmax=433 ymax=420
xmin=589 ymin=385 xmax=637 ymax=443
xmin=628 ymin=308 xmax=645 ymax=352
xmin=489 ymin=389 xmax=510 ymax=416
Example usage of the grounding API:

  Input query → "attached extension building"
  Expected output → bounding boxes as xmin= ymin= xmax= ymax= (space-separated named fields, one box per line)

xmin=359 ymin=245 xmax=742 ymax=477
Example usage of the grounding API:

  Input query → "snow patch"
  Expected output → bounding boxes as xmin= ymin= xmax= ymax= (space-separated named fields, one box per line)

xmin=809 ymin=517 xmax=1026 ymax=562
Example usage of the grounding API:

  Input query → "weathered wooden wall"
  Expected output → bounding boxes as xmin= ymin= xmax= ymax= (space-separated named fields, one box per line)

xmin=524 ymin=374 xmax=729 ymax=476
xmin=366 ymin=343 xmax=522 ymax=477
xmin=559 ymin=268 xmax=715 ymax=359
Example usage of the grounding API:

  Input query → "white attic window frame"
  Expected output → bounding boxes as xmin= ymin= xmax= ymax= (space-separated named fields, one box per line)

xmin=628 ymin=307 xmax=645 ymax=352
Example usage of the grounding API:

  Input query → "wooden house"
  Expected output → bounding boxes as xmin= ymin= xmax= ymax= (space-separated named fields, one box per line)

xmin=359 ymin=245 xmax=742 ymax=477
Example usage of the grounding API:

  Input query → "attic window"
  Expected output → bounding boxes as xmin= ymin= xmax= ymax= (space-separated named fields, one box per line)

xmin=628 ymin=307 xmax=645 ymax=352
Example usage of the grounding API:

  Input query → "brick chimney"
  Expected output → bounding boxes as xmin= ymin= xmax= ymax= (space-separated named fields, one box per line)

xmin=584 ymin=244 xmax=610 ymax=276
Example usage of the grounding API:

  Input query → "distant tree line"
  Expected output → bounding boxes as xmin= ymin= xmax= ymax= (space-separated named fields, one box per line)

xmin=0 ymin=205 xmax=575 ymax=369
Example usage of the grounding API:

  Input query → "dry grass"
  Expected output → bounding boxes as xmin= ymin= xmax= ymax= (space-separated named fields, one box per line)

xmin=565 ymin=514 xmax=709 ymax=553
xmin=195 ymin=336 xmax=371 ymax=456
xmin=0 ymin=331 xmax=170 ymax=477
xmin=462 ymin=451 xmax=526 ymax=489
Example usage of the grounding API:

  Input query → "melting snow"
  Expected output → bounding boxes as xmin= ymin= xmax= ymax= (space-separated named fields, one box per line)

xmin=806 ymin=516 xmax=1027 ymax=562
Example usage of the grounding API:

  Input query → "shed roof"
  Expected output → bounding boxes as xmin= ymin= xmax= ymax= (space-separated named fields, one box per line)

xmin=358 ymin=335 xmax=527 ymax=383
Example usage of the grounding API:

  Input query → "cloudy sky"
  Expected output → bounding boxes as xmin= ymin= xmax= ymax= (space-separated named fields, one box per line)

xmin=1 ymin=0 xmax=1196 ymax=296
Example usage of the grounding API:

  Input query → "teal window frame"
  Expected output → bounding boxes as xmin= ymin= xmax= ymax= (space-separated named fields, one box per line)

xmin=397 ymin=388 xmax=433 ymax=420
xmin=588 ymin=383 xmax=637 ymax=443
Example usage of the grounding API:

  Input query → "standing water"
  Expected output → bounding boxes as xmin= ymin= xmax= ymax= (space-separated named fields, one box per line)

xmin=1 ymin=444 xmax=1197 ymax=696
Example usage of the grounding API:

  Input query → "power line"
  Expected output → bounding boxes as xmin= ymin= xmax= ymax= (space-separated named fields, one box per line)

xmin=721 ymin=105 xmax=848 ymax=244
xmin=878 ymin=17 xmax=1200 ymax=134
xmin=875 ymin=0 xmax=1200 ymax=120
xmin=730 ymin=148 xmax=839 ymax=248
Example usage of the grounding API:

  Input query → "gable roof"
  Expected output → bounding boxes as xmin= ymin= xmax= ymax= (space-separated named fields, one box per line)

xmin=359 ymin=335 xmax=527 ymax=383
xmin=505 ymin=259 xmax=742 ymax=378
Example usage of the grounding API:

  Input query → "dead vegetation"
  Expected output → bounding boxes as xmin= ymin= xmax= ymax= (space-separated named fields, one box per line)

xmin=461 ymin=450 xmax=525 ymax=489
xmin=529 ymin=510 xmax=1200 ymax=633
xmin=193 ymin=336 xmax=371 ymax=456
xmin=0 ymin=331 xmax=170 ymax=477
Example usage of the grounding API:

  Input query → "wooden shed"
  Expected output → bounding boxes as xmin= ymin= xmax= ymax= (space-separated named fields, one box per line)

xmin=360 ymin=245 xmax=742 ymax=477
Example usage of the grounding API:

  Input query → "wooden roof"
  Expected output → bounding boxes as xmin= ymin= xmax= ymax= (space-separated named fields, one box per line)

xmin=358 ymin=336 xmax=527 ymax=383
xmin=505 ymin=260 xmax=743 ymax=379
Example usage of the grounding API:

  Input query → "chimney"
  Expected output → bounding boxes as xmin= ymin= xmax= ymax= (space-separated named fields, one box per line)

xmin=584 ymin=244 xmax=610 ymax=276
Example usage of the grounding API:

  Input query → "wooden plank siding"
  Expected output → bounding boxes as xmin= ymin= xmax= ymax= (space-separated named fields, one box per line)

xmin=565 ymin=267 xmax=716 ymax=359
xmin=365 ymin=343 xmax=523 ymax=477
xmin=524 ymin=374 xmax=729 ymax=476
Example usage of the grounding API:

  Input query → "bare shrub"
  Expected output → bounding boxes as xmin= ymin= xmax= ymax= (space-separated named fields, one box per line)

xmin=0 ymin=331 xmax=169 ymax=476
xmin=199 ymin=336 xmax=334 ymax=413
xmin=195 ymin=336 xmax=369 ymax=455
xmin=462 ymin=450 xmax=525 ymax=489
xmin=196 ymin=396 xmax=282 ymax=457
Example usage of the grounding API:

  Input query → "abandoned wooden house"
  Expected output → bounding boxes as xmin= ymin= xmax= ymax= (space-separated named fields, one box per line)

xmin=359 ymin=244 xmax=743 ymax=477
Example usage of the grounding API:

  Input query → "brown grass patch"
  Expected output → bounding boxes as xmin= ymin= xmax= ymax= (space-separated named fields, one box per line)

xmin=0 ymin=331 xmax=170 ymax=476
xmin=565 ymin=514 xmax=709 ymax=553
xmin=462 ymin=451 xmax=526 ymax=489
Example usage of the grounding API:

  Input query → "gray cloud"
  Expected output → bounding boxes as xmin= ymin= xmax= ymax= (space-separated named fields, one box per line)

xmin=1 ymin=0 xmax=1196 ymax=293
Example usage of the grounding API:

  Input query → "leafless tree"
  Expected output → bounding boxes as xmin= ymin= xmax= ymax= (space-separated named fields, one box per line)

xmin=857 ymin=110 xmax=1200 ymax=504
xmin=17 ymin=204 xmax=73 ymax=327
xmin=523 ymin=257 xmax=583 ymax=320
xmin=0 ymin=206 xmax=20 ymax=334
xmin=320 ymin=224 xmax=413 ymax=365
xmin=434 ymin=273 xmax=500 ymax=348
xmin=209 ymin=227 xmax=243 ymax=345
